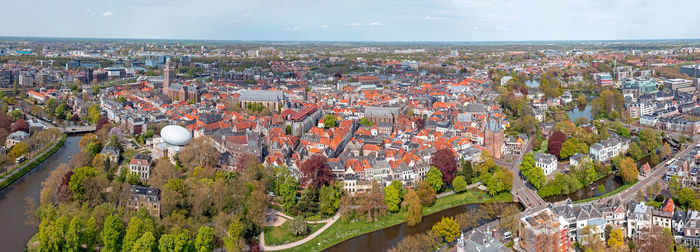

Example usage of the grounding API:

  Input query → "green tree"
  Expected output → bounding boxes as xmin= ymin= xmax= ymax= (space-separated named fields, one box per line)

xmin=670 ymin=175 xmax=681 ymax=197
xmin=68 ymin=166 xmax=99 ymax=200
xmin=87 ymin=104 xmax=101 ymax=124
xmin=83 ymin=217 xmax=98 ymax=250
xmin=661 ymin=142 xmax=672 ymax=159
xmin=384 ymin=184 xmax=401 ymax=213
xmin=195 ymin=226 xmax=214 ymax=252
xmin=460 ymin=159 xmax=473 ymax=184
xmin=520 ymin=153 xmax=544 ymax=189
xmin=288 ymin=216 xmax=309 ymax=236
xmin=403 ymin=189 xmax=422 ymax=226
xmin=132 ymin=232 xmax=156 ymax=252
xmin=285 ymin=125 xmax=291 ymax=135
xmin=158 ymin=228 xmax=193 ymax=252
xmin=279 ymin=176 xmax=298 ymax=213
xmin=680 ymin=188 xmax=696 ymax=207
xmin=8 ymin=141 xmax=28 ymax=159
xmin=323 ymin=115 xmax=336 ymax=128
xmin=319 ymin=183 xmax=342 ymax=215
xmin=123 ymin=217 xmax=156 ymax=252
xmin=432 ymin=217 xmax=460 ymax=243
xmin=101 ymin=214 xmax=124 ymax=252
xmin=452 ymin=176 xmax=467 ymax=193
xmin=426 ymin=166 xmax=443 ymax=192
xmin=359 ymin=117 xmax=373 ymax=127
xmin=64 ymin=216 xmax=83 ymax=252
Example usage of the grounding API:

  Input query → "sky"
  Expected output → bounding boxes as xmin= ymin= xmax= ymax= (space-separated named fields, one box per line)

xmin=1 ymin=0 xmax=699 ymax=41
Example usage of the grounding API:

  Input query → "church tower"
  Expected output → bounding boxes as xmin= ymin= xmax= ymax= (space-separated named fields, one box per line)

xmin=163 ymin=57 xmax=173 ymax=89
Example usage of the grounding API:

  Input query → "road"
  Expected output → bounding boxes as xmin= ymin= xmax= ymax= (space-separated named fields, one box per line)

xmin=497 ymin=137 xmax=546 ymax=214
xmin=581 ymin=137 xmax=700 ymax=205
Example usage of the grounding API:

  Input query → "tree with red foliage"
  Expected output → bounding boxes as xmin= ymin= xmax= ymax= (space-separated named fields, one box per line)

xmin=56 ymin=170 xmax=74 ymax=203
xmin=547 ymin=131 xmax=567 ymax=159
xmin=519 ymin=87 xmax=529 ymax=95
xmin=96 ymin=117 xmax=109 ymax=131
xmin=300 ymin=155 xmax=334 ymax=188
xmin=414 ymin=118 xmax=426 ymax=131
xmin=0 ymin=112 xmax=12 ymax=131
xmin=10 ymin=119 xmax=28 ymax=133
xmin=430 ymin=148 xmax=459 ymax=184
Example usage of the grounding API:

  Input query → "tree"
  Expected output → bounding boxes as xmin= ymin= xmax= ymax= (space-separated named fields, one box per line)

xmin=619 ymin=157 xmax=639 ymax=184
xmin=499 ymin=204 xmax=520 ymax=235
xmin=10 ymin=119 xmax=28 ymax=133
xmin=319 ymin=183 xmax=342 ymax=215
xmin=359 ymin=117 xmax=373 ymax=127
xmin=288 ymin=216 xmax=309 ymax=236
xmin=452 ymin=176 xmax=467 ymax=193
xmin=460 ymin=159 xmax=473 ymax=184
xmin=101 ymin=214 xmax=124 ymax=252
xmin=323 ymin=115 xmax=336 ymax=128
xmin=432 ymin=217 xmax=460 ymax=243
xmin=132 ymin=232 xmax=156 ymax=252
xmin=403 ymin=189 xmax=422 ymax=226
xmin=384 ymin=184 xmax=402 ymax=213
xmin=8 ymin=141 xmax=28 ymax=159
xmin=416 ymin=180 xmax=436 ymax=206
xmin=520 ymin=153 xmax=545 ymax=189
xmin=64 ymin=216 xmax=82 ymax=252
xmin=360 ymin=180 xmax=387 ymax=221
xmin=279 ymin=176 xmax=299 ymax=213
xmin=680 ymin=188 xmax=696 ymax=206
xmin=661 ymin=142 xmax=672 ymax=159
xmin=158 ymin=228 xmax=194 ymax=252
xmin=195 ymin=226 xmax=214 ymax=252
xmin=670 ymin=175 xmax=681 ymax=197
xmin=607 ymin=228 xmax=623 ymax=248
xmin=430 ymin=148 xmax=458 ymax=184
xmin=177 ymin=137 xmax=220 ymax=170
xmin=627 ymin=142 xmax=643 ymax=160
xmin=547 ymin=131 xmax=567 ymax=159
xmin=123 ymin=217 xmax=156 ymax=252
xmin=426 ymin=166 xmax=444 ymax=192
xmin=300 ymin=155 xmax=334 ymax=188
xmin=68 ymin=166 xmax=98 ymax=200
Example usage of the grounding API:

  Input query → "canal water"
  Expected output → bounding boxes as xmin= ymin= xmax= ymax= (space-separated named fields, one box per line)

xmin=525 ymin=79 xmax=539 ymax=88
xmin=324 ymin=202 xmax=520 ymax=252
xmin=0 ymin=135 xmax=81 ymax=251
xmin=543 ymin=174 xmax=624 ymax=203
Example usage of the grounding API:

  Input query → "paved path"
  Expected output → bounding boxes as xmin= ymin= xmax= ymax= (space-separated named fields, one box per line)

xmin=497 ymin=137 xmax=546 ymax=214
xmin=0 ymin=134 xmax=63 ymax=187
xmin=260 ymin=212 xmax=341 ymax=251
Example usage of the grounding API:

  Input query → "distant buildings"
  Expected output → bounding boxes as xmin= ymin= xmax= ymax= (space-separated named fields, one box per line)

xmin=237 ymin=90 xmax=284 ymax=112
xmin=593 ymin=73 xmax=613 ymax=86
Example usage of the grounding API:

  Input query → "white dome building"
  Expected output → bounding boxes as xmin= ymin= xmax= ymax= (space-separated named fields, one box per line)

xmin=160 ymin=125 xmax=192 ymax=146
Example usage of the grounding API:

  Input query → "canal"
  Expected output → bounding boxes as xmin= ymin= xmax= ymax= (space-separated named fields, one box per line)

xmin=324 ymin=202 xmax=520 ymax=252
xmin=0 ymin=135 xmax=82 ymax=251
xmin=543 ymin=174 xmax=624 ymax=203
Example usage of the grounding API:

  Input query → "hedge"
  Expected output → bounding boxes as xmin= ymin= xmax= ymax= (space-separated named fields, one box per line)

xmin=0 ymin=134 xmax=67 ymax=191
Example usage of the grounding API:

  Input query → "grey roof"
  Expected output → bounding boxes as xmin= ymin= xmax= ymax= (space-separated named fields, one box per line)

xmin=238 ymin=90 xmax=284 ymax=102
xmin=364 ymin=106 xmax=400 ymax=117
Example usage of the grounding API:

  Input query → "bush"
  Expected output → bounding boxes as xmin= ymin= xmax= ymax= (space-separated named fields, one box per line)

xmin=452 ymin=176 xmax=467 ymax=193
xmin=288 ymin=217 xmax=309 ymax=236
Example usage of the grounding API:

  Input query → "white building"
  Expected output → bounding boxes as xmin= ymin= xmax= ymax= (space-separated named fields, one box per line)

xmin=590 ymin=137 xmax=630 ymax=162
xmin=535 ymin=153 xmax=557 ymax=175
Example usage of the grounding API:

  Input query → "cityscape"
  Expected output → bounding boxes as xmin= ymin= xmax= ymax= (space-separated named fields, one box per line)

xmin=3 ymin=1 xmax=700 ymax=252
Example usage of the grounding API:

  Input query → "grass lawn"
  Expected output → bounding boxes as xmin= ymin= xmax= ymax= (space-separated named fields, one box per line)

xmin=279 ymin=189 xmax=512 ymax=252
xmin=264 ymin=222 xmax=324 ymax=246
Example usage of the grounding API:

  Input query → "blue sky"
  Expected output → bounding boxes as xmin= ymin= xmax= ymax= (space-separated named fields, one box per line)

xmin=1 ymin=0 xmax=698 ymax=41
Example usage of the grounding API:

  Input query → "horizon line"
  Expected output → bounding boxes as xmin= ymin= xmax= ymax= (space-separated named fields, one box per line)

xmin=3 ymin=35 xmax=700 ymax=44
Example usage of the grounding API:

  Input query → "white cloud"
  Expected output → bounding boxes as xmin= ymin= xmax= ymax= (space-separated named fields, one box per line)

xmin=320 ymin=25 xmax=328 ymax=29
xmin=284 ymin=25 xmax=302 ymax=31
xmin=102 ymin=11 xmax=114 ymax=17
xmin=227 ymin=19 xmax=238 ymax=23
xmin=369 ymin=22 xmax=384 ymax=26
xmin=349 ymin=22 xmax=361 ymax=26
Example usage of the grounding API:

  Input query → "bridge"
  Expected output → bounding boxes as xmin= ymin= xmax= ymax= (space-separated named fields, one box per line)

xmin=60 ymin=125 xmax=96 ymax=134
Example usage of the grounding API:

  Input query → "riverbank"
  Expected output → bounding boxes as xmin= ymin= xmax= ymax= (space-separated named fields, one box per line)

xmin=0 ymin=134 xmax=66 ymax=192
xmin=279 ymin=189 xmax=512 ymax=252
xmin=573 ymin=181 xmax=637 ymax=204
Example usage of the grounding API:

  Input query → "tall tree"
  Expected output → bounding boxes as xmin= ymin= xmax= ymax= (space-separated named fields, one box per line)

xmin=426 ymin=167 xmax=444 ymax=192
xmin=547 ymin=131 xmax=567 ymax=159
xmin=416 ymin=180 xmax=436 ymax=206
xmin=430 ymin=148 xmax=458 ymax=184
xmin=432 ymin=217 xmax=460 ymax=243
xmin=300 ymin=155 xmax=334 ymax=188
xmin=101 ymin=214 xmax=124 ymax=252
xmin=403 ymin=189 xmax=422 ymax=226
xmin=619 ymin=157 xmax=639 ymax=184
xmin=195 ymin=226 xmax=214 ymax=252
